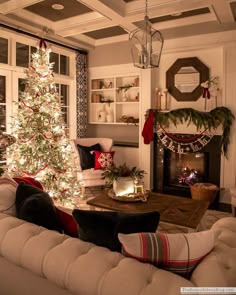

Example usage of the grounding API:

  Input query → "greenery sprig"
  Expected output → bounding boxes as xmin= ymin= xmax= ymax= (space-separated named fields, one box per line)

xmin=101 ymin=163 xmax=145 ymax=186
xmin=152 ymin=107 xmax=235 ymax=158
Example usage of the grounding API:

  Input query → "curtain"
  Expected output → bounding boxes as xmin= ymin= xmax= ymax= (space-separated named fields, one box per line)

xmin=76 ymin=52 xmax=88 ymax=138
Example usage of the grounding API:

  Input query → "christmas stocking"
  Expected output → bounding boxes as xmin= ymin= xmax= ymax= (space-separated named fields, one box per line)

xmin=142 ymin=110 xmax=154 ymax=144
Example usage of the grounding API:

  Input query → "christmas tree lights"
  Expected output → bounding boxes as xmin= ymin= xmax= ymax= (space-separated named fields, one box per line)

xmin=7 ymin=39 xmax=80 ymax=204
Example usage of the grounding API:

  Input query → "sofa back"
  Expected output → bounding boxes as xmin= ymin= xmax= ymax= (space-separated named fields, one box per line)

xmin=0 ymin=213 xmax=194 ymax=295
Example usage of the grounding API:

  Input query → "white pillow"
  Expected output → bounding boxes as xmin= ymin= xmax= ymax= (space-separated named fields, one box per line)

xmin=118 ymin=229 xmax=220 ymax=278
xmin=0 ymin=174 xmax=18 ymax=216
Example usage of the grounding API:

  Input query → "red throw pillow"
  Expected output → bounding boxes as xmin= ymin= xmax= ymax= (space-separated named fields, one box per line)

xmin=93 ymin=150 xmax=115 ymax=170
xmin=55 ymin=207 xmax=78 ymax=238
xmin=13 ymin=177 xmax=44 ymax=191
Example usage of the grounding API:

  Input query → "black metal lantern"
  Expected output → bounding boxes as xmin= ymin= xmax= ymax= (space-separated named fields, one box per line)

xmin=129 ymin=0 xmax=164 ymax=69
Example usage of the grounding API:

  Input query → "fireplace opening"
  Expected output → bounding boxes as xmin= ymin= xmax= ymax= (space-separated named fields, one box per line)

xmin=153 ymin=133 xmax=221 ymax=207
xmin=164 ymin=150 xmax=208 ymax=188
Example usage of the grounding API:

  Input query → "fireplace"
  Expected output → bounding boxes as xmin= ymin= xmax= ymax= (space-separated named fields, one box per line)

xmin=153 ymin=133 xmax=221 ymax=206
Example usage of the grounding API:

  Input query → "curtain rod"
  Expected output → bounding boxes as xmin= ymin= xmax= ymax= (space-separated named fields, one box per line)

xmin=0 ymin=22 xmax=88 ymax=55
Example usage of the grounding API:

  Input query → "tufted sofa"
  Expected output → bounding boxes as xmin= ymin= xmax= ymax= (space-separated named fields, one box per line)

xmin=0 ymin=213 xmax=235 ymax=295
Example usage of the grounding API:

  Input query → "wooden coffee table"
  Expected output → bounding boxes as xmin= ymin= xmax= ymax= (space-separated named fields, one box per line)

xmin=87 ymin=192 xmax=209 ymax=232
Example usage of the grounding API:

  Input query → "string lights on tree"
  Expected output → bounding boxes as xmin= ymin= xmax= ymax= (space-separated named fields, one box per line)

xmin=7 ymin=39 xmax=80 ymax=204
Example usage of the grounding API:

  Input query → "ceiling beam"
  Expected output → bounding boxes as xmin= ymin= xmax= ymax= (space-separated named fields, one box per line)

xmin=79 ymin=0 xmax=137 ymax=32
xmin=209 ymin=0 xmax=234 ymax=23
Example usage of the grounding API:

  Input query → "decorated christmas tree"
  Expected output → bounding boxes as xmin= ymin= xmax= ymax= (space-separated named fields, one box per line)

xmin=7 ymin=39 xmax=80 ymax=203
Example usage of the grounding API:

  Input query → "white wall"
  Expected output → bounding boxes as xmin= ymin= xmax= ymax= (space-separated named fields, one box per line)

xmin=88 ymin=31 xmax=236 ymax=204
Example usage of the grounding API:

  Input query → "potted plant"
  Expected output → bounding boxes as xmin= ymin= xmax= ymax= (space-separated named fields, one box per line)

xmin=101 ymin=163 xmax=145 ymax=196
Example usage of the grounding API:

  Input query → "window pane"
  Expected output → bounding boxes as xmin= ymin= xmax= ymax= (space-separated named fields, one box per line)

xmin=60 ymin=84 xmax=68 ymax=106
xmin=0 ymin=37 xmax=8 ymax=64
xmin=16 ymin=42 xmax=29 ymax=67
xmin=30 ymin=46 xmax=37 ymax=61
xmin=18 ymin=78 xmax=27 ymax=99
xmin=0 ymin=105 xmax=6 ymax=131
xmin=61 ymin=107 xmax=68 ymax=126
xmin=31 ymin=46 xmax=37 ymax=54
xmin=0 ymin=76 xmax=6 ymax=103
xmin=60 ymin=84 xmax=69 ymax=126
xmin=50 ymin=52 xmax=59 ymax=73
xmin=60 ymin=55 xmax=69 ymax=75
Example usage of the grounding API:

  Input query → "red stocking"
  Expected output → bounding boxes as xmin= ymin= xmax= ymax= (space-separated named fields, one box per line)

xmin=142 ymin=110 xmax=154 ymax=144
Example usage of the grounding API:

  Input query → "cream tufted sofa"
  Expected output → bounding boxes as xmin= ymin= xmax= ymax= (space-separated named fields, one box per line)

xmin=0 ymin=213 xmax=235 ymax=295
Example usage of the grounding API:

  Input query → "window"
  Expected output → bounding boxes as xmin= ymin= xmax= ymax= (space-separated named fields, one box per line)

xmin=0 ymin=37 xmax=8 ymax=64
xmin=60 ymin=54 xmax=69 ymax=75
xmin=56 ymin=83 xmax=69 ymax=128
xmin=50 ymin=52 xmax=69 ymax=75
xmin=16 ymin=42 xmax=37 ymax=67
xmin=0 ymin=31 xmax=75 ymax=140
xmin=0 ymin=75 xmax=6 ymax=131
xmin=50 ymin=52 xmax=59 ymax=73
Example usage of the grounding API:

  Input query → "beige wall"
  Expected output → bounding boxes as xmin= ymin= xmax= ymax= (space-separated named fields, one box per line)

xmin=88 ymin=41 xmax=132 ymax=67
xmin=86 ymin=124 xmax=139 ymax=143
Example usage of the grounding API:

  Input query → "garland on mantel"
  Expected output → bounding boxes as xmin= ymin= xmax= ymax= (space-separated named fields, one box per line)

xmin=142 ymin=107 xmax=235 ymax=157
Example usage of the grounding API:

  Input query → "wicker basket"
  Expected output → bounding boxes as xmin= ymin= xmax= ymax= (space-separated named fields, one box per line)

xmin=190 ymin=183 xmax=219 ymax=203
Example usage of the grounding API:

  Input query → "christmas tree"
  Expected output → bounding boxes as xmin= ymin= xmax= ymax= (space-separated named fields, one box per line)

xmin=7 ymin=39 xmax=80 ymax=204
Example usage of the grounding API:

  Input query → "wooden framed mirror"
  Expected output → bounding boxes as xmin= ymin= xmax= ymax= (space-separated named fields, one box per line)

xmin=166 ymin=57 xmax=209 ymax=101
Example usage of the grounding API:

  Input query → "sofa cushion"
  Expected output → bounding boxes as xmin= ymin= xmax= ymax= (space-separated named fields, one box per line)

xmin=15 ymin=182 xmax=62 ymax=233
xmin=72 ymin=209 xmax=160 ymax=252
xmin=118 ymin=229 xmax=219 ymax=278
xmin=0 ymin=174 xmax=18 ymax=216
xmin=93 ymin=150 xmax=115 ymax=170
xmin=77 ymin=143 xmax=101 ymax=170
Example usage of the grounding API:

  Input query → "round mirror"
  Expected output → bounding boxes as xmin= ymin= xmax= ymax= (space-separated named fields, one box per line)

xmin=166 ymin=57 xmax=209 ymax=101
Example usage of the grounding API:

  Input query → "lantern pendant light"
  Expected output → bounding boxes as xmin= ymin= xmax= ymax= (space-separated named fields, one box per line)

xmin=129 ymin=0 xmax=164 ymax=69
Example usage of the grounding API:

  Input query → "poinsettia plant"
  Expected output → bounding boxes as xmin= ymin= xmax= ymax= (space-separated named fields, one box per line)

xmin=101 ymin=163 xmax=145 ymax=186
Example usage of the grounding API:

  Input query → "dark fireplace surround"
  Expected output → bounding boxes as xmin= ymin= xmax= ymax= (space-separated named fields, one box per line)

xmin=153 ymin=132 xmax=221 ymax=208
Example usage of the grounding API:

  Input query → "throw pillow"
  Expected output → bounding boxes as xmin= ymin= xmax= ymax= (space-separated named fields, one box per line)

xmin=77 ymin=143 xmax=101 ymax=170
xmin=118 ymin=229 xmax=219 ymax=278
xmin=0 ymin=174 xmax=18 ymax=216
xmin=15 ymin=182 xmax=63 ymax=233
xmin=13 ymin=176 xmax=44 ymax=190
xmin=72 ymin=209 xmax=160 ymax=252
xmin=55 ymin=207 xmax=78 ymax=238
xmin=93 ymin=150 xmax=115 ymax=170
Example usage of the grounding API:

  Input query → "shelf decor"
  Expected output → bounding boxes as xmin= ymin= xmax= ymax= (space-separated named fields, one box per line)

xmin=142 ymin=107 xmax=235 ymax=157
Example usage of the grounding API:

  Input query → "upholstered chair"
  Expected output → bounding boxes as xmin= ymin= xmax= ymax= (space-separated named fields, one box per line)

xmin=72 ymin=138 xmax=113 ymax=195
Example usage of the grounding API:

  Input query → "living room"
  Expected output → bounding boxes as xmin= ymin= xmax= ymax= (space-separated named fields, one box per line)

xmin=0 ymin=1 xmax=236 ymax=294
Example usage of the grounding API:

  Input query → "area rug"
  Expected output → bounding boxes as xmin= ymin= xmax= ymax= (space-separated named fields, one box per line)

xmin=84 ymin=186 xmax=232 ymax=233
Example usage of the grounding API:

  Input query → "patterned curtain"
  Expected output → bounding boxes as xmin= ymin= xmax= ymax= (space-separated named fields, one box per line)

xmin=76 ymin=51 xmax=88 ymax=138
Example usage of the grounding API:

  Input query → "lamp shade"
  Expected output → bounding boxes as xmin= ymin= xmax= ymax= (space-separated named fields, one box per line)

xmin=130 ymin=16 xmax=163 ymax=69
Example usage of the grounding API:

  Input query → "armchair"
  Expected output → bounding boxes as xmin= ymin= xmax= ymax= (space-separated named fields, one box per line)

xmin=72 ymin=138 xmax=113 ymax=190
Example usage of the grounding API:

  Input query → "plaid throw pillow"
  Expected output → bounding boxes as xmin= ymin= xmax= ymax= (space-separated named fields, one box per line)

xmin=118 ymin=230 xmax=219 ymax=278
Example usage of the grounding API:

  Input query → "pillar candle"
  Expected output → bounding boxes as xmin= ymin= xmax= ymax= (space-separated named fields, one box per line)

xmin=155 ymin=88 xmax=161 ymax=110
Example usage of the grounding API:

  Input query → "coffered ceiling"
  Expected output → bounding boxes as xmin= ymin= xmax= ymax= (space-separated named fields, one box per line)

xmin=0 ymin=0 xmax=236 ymax=51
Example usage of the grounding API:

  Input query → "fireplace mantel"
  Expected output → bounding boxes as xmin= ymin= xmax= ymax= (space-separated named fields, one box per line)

xmin=145 ymin=107 xmax=235 ymax=157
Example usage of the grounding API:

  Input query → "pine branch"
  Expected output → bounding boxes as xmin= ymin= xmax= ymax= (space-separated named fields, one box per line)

xmin=152 ymin=107 xmax=235 ymax=157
